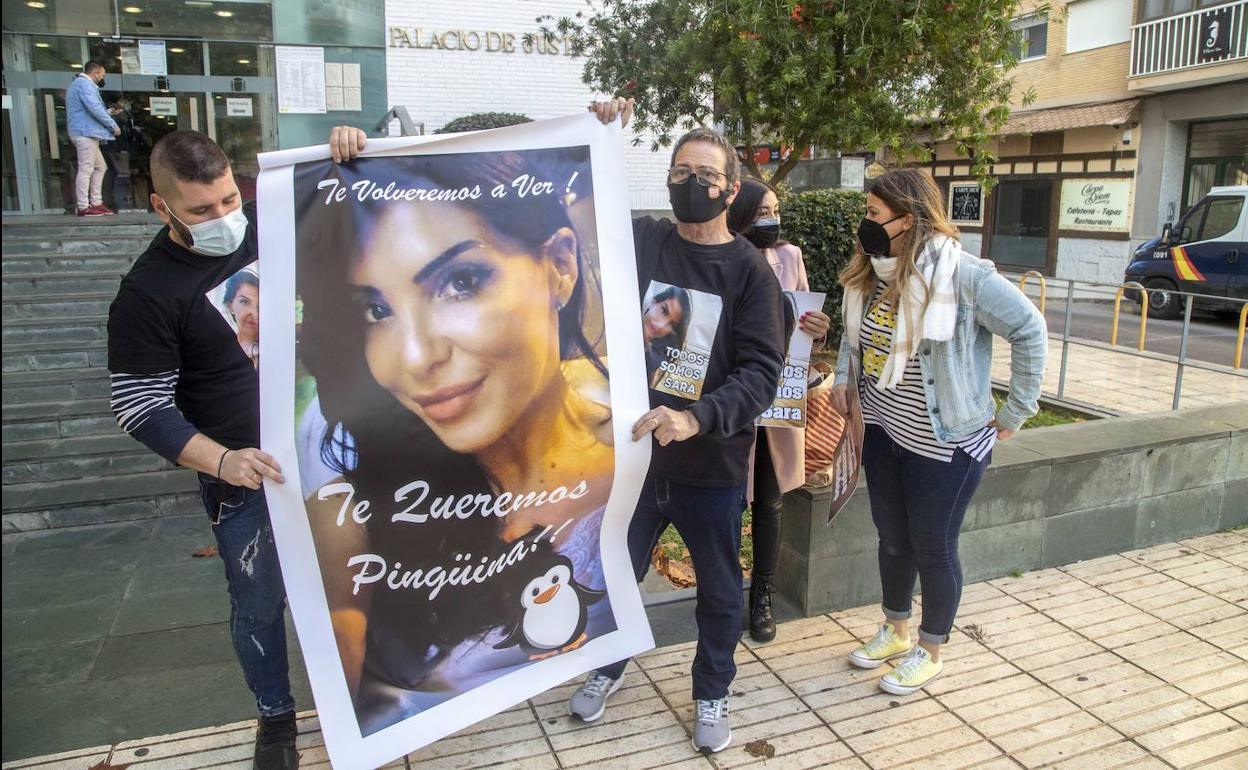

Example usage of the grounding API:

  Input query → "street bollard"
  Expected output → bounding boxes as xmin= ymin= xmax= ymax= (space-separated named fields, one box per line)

xmin=1236 ymin=302 xmax=1248 ymax=370
xmin=1111 ymin=282 xmax=1149 ymax=352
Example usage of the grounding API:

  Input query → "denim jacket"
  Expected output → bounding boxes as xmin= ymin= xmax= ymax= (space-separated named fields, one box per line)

xmin=834 ymin=249 xmax=1047 ymax=441
xmin=66 ymin=74 xmax=118 ymax=141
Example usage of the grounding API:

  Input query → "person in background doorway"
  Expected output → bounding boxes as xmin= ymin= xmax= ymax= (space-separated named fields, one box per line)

xmin=66 ymin=61 xmax=120 ymax=217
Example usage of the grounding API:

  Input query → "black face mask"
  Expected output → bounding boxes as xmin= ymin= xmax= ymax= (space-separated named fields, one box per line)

xmin=857 ymin=215 xmax=904 ymax=257
xmin=97 ymin=77 xmax=106 ymax=88
xmin=746 ymin=218 xmax=781 ymax=249
xmin=667 ymin=179 xmax=728 ymax=224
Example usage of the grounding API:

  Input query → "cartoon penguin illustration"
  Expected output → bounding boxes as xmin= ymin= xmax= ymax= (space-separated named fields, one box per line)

xmin=495 ymin=553 xmax=605 ymax=660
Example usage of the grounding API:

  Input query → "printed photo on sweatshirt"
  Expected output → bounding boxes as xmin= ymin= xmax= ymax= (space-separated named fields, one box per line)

xmin=205 ymin=260 xmax=260 ymax=368
xmin=641 ymin=280 xmax=722 ymax=401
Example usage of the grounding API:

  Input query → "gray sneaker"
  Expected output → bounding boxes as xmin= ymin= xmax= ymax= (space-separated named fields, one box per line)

xmin=691 ymin=697 xmax=731 ymax=754
xmin=568 ymin=671 xmax=623 ymax=722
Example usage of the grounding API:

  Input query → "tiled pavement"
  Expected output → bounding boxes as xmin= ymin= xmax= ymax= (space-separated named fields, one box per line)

xmin=6 ymin=530 xmax=1246 ymax=770
xmin=990 ymin=338 xmax=1248 ymax=415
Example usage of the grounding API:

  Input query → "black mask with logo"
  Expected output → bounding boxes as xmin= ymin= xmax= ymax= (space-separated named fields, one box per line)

xmin=667 ymin=178 xmax=729 ymax=224
xmin=746 ymin=217 xmax=781 ymax=249
xmin=856 ymin=215 xmax=904 ymax=257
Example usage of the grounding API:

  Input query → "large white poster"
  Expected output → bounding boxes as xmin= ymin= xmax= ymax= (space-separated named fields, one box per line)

xmin=257 ymin=114 xmax=654 ymax=768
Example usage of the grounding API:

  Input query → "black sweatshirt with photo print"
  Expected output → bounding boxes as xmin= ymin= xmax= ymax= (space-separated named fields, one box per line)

xmin=632 ymin=216 xmax=786 ymax=487
xmin=107 ymin=203 xmax=260 ymax=464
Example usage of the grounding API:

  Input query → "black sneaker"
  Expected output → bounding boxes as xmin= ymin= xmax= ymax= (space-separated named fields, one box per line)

xmin=749 ymin=575 xmax=777 ymax=643
xmin=254 ymin=712 xmax=298 ymax=770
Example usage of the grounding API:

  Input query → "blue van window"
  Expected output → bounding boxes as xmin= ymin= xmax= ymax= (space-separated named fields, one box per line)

xmin=1200 ymin=198 xmax=1243 ymax=242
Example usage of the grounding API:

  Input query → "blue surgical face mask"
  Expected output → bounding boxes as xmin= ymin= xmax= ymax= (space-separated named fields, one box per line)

xmin=168 ymin=206 xmax=248 ymax=257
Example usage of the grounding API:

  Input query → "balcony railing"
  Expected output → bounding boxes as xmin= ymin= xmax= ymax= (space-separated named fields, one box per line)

xmin=1130 ymin=0 xmax=1248 ymax=78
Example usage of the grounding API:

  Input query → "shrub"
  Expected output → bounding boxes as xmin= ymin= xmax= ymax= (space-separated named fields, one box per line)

xmin=433 ymin=112 xmax=533 ymax=134
xmin=780 ymin=188 xmax=866 ymax=344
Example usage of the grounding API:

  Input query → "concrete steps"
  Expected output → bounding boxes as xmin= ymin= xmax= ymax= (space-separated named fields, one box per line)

xmin=2 ymin=215 xmax=199 ymax=532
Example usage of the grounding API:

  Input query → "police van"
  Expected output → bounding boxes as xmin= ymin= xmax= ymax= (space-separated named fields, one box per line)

xmin=1123 ymin=185 xmax=1247 ymax=319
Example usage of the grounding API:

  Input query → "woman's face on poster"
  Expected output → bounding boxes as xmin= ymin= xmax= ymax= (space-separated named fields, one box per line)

xmin=230 ymin=282 xmax=259 ymax=338
xmin=352 ymin=202 xmax=578 ymax=454
xmin=642 ymin=295 xmax=683 ymax=344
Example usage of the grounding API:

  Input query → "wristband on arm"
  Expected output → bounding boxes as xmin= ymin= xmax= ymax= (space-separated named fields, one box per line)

xmin=217 ymin=449 xmax=232 ymax=479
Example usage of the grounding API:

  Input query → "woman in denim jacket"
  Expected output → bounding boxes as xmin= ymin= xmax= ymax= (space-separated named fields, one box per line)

xmin=831 ymin=169 xmax=1046 ymax=696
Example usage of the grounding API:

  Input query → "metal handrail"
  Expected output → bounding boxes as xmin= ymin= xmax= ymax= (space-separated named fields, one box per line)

xmin=1111 ymin=281 xmax=1149 ymax=352
xmin=995 ymin=272 xmax=1247 ymax=412
xmin=374 ymin=106 xmax=424 ymax=137
xmin=1019 ymin=271 xmax=1047 ymax=314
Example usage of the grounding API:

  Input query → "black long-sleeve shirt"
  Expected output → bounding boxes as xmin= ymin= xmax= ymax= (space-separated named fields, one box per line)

xmin=633 ymin=217 xmax=786 ymax=487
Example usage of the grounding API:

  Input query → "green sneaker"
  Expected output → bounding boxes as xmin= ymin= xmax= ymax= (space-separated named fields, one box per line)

xmin=848 ymin=623 xmax=913 ymax=669
xmin=879 ymin=646 xmax=943 ymax=695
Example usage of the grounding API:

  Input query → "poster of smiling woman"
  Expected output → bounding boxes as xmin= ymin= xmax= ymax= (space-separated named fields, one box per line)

xmin=256 ymin=114 xmax=654 ymax=769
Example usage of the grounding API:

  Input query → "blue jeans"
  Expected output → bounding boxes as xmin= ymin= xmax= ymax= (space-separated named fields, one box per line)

xmin=860 ymin=426 xmax=988 ymax=645
xmin=199 ymin=474 xmax=294 ymax=718
xmin=598 ymin=474 xmax=747 ymax=700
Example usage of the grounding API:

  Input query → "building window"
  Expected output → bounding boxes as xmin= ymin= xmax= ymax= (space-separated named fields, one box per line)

xmin=1139 ymin=0 xmax=1194 ymax=21
xmin=1011 ymin=15 xmax=1049 ymax=61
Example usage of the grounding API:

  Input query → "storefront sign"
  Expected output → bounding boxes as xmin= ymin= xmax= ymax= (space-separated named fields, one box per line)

xmin=948 ymin=182 xmax=984 ymax=226
xmin=1058 ymin=178 xmax=1131 ymax=232
xmin=255 ymin=113 xmax=653 ymax=769
xmin=275 ymin=45 xmax=327 ymax=114
xmin=387 ymin=27 xmax=572 ymax=55
xmin=226 ymin=97 xmax=254 ymax=117
xmin=1197 ymin=7 xmax=1232 ymax=62
xmin=138 ymin=40 xmax=167 ymax=76
xmin=149 ymin=96 xmax=177 ymax=117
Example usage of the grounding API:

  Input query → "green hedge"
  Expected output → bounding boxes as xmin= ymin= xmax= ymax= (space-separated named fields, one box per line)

xmin=434 ymin=112 xmax=533 ymax=134
xmin=780 ymin=188 xmax=866 ymax=344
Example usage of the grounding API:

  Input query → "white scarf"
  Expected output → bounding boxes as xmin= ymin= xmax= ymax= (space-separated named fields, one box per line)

xmin=843 ymin=234 xmax=960 ymax=389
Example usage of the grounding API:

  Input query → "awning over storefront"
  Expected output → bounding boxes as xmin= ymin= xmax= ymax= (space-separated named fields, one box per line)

xmin=1002 ymin=98 xmax=1141 ymax=134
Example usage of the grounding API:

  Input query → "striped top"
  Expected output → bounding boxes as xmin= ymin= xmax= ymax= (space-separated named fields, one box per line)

xmin=858 ymin=284 xmax=995 ymax=463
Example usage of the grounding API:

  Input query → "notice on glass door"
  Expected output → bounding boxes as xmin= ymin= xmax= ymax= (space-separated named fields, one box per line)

xmin=138 ymin=40 xmax=167 ymax=76
xmin=276 ymin=46 xmax=327 ymax=114
xmin=227 ymin=98 xmax=254 ymax=117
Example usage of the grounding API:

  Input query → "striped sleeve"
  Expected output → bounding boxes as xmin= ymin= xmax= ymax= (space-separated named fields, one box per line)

xmin=110 ymin=371 xmax=199 ymax=464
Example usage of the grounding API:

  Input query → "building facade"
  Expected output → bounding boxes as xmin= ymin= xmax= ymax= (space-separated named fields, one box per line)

xmin=929 ymin=0 xmax=1246 ymax=282
xmin=2 ymin=0 xmax=390 ymax=215
xmin=1 ymin=0 xmax=677 ymax=216
xmin=382 ymin=0 xmax=671 ymax=213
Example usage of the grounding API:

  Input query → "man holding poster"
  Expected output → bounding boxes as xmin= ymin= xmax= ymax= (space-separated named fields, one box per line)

xmin=107 ymin=131 xmax=298 ymax=770
xmin=572 ymin=101 xmax=786 ymax=754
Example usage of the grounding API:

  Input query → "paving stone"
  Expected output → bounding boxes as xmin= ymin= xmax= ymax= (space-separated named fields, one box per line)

xmin=975 ymin=694 xmax=1079 ymax=737
xmin=1 ymin=639 xmax=102 ymax=689
xmin=1136 ymin=711 xmax=1239 ymax=752
xmin=953 ymin=683 xmax=1063 ymax=728
xmin=1012 ymin=724 xmax=1127 ymax=768
xmin=1 ymin=599 xmax=122 ymax=650
xmin=1048 ymin=740 xmax=1168 ymax=769
xmin=90 ymin=624 xmax=235 ymax=680
xmin=857 ymin=722 xmax=984 ymax=767
xmin=713 ymin=725 xmax=848 ymax=770
xmin=1111 ymin=697 xmax=1214 ymax=737
xmin=993 ymin=710 xmax=1102 ymax=754
xmin=1156 ymin=725 xmax=1248 ymax=768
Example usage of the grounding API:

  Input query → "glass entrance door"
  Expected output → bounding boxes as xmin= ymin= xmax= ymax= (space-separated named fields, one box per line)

xmin=2 ymin=33 xmax=276 ymax=213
